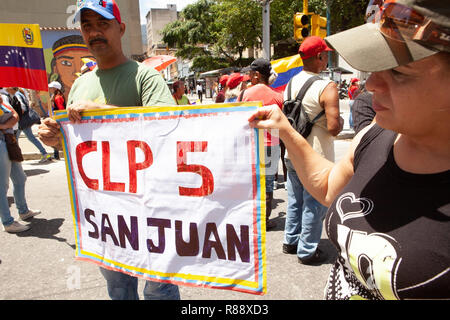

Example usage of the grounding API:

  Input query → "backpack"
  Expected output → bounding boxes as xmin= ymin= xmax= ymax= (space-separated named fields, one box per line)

xmin=9 ymin=95 xmax=23 ymax=120
xmin=16 ymin=91 xmax=41 ymax=130
xmin=237 ymin=89 xmax=246 ymax=102
xmin=282 ymin=75 xmax=325 ymax=138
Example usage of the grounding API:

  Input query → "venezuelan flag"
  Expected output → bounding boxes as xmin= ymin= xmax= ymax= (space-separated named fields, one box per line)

xmin=0 ymin=23 xmax=48 ymax=91
xmin=82 ymin=58 xmax=97 ymax=71
xmin=270 ymin=54 xmax=303 ymax=93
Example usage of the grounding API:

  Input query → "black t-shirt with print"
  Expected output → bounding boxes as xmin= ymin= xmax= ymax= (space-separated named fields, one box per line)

xmin=324 ymin=124 xmax=450 ymax=300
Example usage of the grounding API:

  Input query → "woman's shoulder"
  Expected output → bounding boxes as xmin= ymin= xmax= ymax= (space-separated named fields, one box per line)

xmin=352 ymin=123 xmax=397 ymax=171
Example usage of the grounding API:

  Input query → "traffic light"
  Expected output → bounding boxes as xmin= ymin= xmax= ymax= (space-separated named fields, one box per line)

xmin=311 ymin=14 xmax=328 ymax=39
xmin=294 ymin=12 xmax=311 ymax=42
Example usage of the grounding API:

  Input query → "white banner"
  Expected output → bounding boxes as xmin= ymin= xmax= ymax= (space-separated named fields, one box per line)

xmin=56 ymin=103 xmax=267 ymax=295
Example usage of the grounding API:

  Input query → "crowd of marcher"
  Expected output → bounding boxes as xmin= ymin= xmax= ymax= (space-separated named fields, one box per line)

xmin=1 ymin=0 xmax=448 ymax=300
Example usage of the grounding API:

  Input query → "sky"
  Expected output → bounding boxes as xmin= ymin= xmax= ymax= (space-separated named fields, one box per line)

xmin=139 ymin=0 xmax=198 ymax=25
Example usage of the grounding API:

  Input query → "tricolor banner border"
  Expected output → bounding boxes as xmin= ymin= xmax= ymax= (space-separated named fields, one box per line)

xmin=56 ymin=102 xmax=267 ymax=295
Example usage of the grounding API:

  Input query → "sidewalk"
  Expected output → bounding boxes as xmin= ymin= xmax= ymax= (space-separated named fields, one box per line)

xmin=17 ymin=126 xmax=61 ymax=161
xmin=338 ymin=99 xmax=356 ymax=140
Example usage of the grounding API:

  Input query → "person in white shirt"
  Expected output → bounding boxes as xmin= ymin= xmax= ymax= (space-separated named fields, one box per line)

xmin=196 ymin=83 xmax=203 ymax=103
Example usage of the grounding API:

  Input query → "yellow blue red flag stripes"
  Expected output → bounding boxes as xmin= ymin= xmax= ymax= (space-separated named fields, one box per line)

xmin=0 ymin=23 xmax=48 ymax=91
xmin=270 ymin=54 xmax=303 ymax=93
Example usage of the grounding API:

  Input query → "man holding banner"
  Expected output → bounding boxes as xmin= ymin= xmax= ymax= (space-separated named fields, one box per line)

xmin=38 ymin=0 xmax=180 ymax=300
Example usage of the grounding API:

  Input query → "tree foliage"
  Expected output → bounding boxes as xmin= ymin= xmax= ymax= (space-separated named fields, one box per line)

xmin=328 ymin=0 xmax=368 ymax=33
xmin=160 ymin=0 xmax=368 ymax=72
xmin=213 ymin=0 xmax=261 ymax=64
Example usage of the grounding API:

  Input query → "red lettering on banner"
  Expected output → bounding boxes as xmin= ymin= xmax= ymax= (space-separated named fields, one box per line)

xmin=75 ymin=140 xmax=214 ymax=196
xmin=127 ymin=140 xmax=153 ymax=193
xmin=177 ymin=141 xmax=214 ymax=197
xmin=102 ymin=141 xmax=126 ymax=192
xmin=76 ymin=141 xmax=99 ymax=190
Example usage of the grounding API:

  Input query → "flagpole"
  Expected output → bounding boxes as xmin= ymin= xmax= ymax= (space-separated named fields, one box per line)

xmin=254 ymin=0 xmax=272 ymax=60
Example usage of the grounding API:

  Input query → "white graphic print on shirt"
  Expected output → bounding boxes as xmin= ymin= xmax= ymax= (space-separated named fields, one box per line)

xmin=327 ymin=192 xmax=401 ymax=300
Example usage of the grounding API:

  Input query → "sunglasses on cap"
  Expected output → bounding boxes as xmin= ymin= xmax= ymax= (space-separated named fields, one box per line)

xmin=365 ymin=0 xmax=450 ymax=49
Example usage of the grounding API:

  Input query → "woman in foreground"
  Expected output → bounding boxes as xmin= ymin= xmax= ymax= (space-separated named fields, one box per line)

xmin=249 ymin=0 xmax=449 ymax=300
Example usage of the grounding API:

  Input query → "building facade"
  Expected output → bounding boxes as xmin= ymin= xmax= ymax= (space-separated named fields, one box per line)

xmin=0 ymin=0 xmax=143 ymax=59
xmin=144 ymin=4 xmax=181 ymax=81
xmin=145 ymin=4 xmax=178 ymax=55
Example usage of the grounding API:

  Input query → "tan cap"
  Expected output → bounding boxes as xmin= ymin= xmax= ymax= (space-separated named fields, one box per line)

xmin=325 ymin=22 xmax=438 ymax=72
xmin=325 ymin=0 xmax=450 ymax=72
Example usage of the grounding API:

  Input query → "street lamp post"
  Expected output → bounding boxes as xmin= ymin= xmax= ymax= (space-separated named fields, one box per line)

xmin=326 ymin=0 xmax=333 ymax=68
xmin=254 ymin=0 xmax=272 ymax=60
xmin=262 ymin=0 xmax=271 ymax=60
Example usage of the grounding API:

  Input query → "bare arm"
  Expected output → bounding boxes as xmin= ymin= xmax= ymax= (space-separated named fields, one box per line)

xmin=320 ymin=82 xmax=343 ymax=137
xmin=248 ymin=105 xmax=372 ymax=206
xmin=0 ymin=96 xmax=19 ymax=130
xmin=0 ymin=109 xmax=19 ymax=130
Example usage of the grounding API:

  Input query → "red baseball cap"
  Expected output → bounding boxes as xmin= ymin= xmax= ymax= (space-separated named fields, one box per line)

xmin=219 ymin=74 xmax=229 ymax=86
xmin=299 ymin=36 xmax=333 ymax=60
xmin=74 ymin=0 xmax=122 ymax=24
xmin=226 ymin=73 xmax=244 ymax=89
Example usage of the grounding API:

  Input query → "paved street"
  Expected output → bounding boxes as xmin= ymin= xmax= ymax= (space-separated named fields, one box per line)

xmin=0 ymin=99 xmax=353 ymax=300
